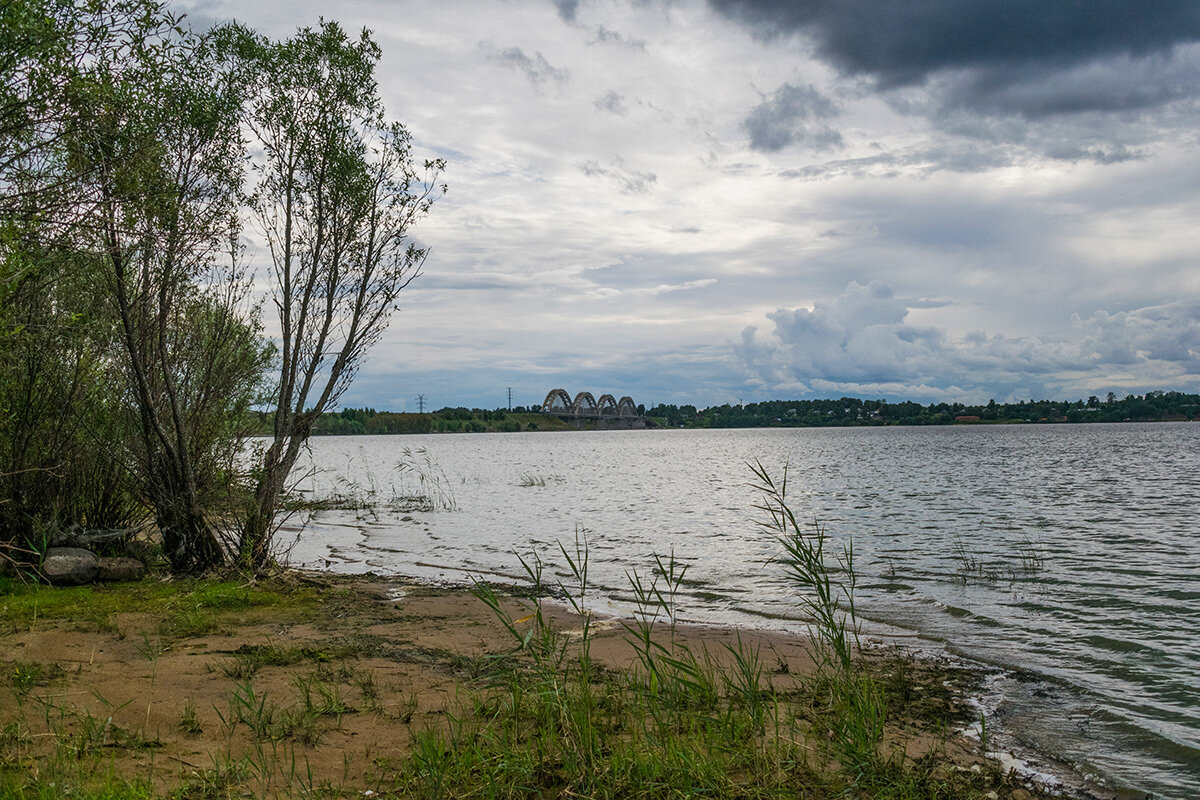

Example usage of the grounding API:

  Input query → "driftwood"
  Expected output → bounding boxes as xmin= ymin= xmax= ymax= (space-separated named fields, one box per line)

xmin=48 ymin=522 xmax=153 ymax=548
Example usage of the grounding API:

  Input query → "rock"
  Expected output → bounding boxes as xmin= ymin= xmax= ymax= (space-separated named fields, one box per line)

xmin=42 ymin=547 xmax=99 ymax=585
xmin=1009 ymin=790 xmax=1034 ymax=800
xmin=97 ymin=556 xmax=145 ymax=582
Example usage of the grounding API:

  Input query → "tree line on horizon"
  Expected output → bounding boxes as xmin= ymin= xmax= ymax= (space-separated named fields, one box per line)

xmin=647 ymin=390 xmax=1200 ymax=428
xmin=1 ymin=0 xmax=443 ymax=576
xmin=293 ymin=390 xmax=1199 ymax=435
xmin=281 ymin=407 xmax=528 ymax=436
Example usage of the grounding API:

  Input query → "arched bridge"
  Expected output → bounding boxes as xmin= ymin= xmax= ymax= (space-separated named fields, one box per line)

xmin=541 ymin=389 xmax=645 ymax=428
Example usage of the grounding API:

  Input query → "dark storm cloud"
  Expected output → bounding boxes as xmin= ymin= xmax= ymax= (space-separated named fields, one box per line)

xmin=936 ymin=48 xmax=1200 ymax=118
xmin=709 ymin=0 xmax=1200 ymax=117
xmin=743 ymin=82 xmax=842 ymax=152
xmin=1042 ymin=142 xmax=1142 ymax=164
xmin=553 ymin=0 xmax=580 ymax=23
xmin=775 ymin=138 xmax=1025 ymax=179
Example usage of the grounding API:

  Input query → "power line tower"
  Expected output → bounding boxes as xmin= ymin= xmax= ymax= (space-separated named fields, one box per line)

xmin=507 ymin=387 xmax=513 ymax=411
xmin=416 ymin=394 xmax=426 ymax=414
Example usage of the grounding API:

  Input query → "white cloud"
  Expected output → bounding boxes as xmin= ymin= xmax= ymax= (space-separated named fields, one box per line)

xmin=739 ymin=282 xmax=1200 ymax=401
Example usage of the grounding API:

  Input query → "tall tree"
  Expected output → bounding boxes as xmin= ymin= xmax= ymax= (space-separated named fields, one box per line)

xmin=66 ymin=6 xmax=266 ymax=573
xmin=233 ymin=21 xmax=445 ymax=572
xmin=1 ymin=0 xmax=161 ymax=564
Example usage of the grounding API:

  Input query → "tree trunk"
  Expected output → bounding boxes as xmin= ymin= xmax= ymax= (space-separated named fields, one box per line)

xmin=239 ymin=425 xmax=307 ymax=574
xmin=156 ymin=495 xmax=222 ymax=574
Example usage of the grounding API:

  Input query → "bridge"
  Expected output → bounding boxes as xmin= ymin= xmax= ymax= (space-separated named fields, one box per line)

xmin=540 ymin=389 xmax=645 ymax=429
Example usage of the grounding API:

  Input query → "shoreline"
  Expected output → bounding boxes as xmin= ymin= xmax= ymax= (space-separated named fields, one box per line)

xmin=0 ymin=569 xmax=1108 ymax=799
xmin=287 ymin=562 xmax=1146 ymax=800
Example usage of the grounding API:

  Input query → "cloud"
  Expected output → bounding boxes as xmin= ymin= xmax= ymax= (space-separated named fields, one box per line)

xmin=178 ymin=0 xmax=1200 ymax=410
xmin=708 ymin=1 xmax=1200 ymax=84
xmin=552 ymin=0 xmax=580 ymax=23
xmin=743 ymin=82 xmax=842 ymax=151
xmin=585 ymin=278 xmax=719 ymax=300
xmin=489 ymin=46 xmax=570 ymax=85
xmin=594 ymin=90 xmax=628 ymax=115
xmin=590 ymin=25 xmax=647 ymax=49
xmin=935 ymin=45 xmax=1200 ymax=119
xmin=709 ymin=1 xmax=1200 ymax=121
xmin=737 ymin=281 xmax=1200 ymax=399
xmin=739 ymin=281 xmax=944 ymax=384
xmin=1042 ymin=143 xmax=1143 ymax=165
xmin=1075 ymin=304 xmax=1200 ymax=369
xmin=579 ymin=158 xmax=658 ymax=194
xmin=548 ymin=0 xmax=649 ymax=49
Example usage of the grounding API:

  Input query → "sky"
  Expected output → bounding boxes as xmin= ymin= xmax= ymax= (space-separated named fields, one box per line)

xmin=179 ymin=0 xmax=1200 ymax=411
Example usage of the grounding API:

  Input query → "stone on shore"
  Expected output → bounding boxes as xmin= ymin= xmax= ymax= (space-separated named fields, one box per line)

xmin=97 ymin=556 xmax=146 ymax=582
xmin=42 ymin=547 xmax=100 ymax=585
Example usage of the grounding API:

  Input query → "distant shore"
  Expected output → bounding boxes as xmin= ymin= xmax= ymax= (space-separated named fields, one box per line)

xmin=276 ymin=391 xmax=1200 ymax=435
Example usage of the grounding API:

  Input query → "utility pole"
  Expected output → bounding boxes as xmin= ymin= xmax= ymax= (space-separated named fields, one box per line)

xmin=506 ymin=387 xmax=513 ymax=411
xmin=417 ymin=394 xmax=426 ymax=414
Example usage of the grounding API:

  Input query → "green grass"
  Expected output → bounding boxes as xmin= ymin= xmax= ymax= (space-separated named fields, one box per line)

xmin=218 ymin=643 xmax=346 ymax=679
xmin=0 ymin=577 xmax=323 ymax=639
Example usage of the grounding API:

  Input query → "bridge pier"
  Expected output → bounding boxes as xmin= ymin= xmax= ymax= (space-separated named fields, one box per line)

xmin=550 ymin=415 xmax=646 ymax=430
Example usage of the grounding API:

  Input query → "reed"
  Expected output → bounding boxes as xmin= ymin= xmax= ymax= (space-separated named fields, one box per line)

xmin=396 ymin=447 xmax=458 ymax=512
xmin=750 ymin=460 xmax=893 ymax=778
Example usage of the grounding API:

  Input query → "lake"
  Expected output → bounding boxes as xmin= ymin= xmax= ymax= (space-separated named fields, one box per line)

xmin=285 ymin=423 xmax=1200 ymax=799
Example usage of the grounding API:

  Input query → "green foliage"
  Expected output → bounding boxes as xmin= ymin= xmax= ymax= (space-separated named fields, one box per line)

xmin=0 ymin=0 xmax=271 ymax=573
xmin=751 ymin=461 xmax=858 ymax=672
xmin=312 ymin=409 xmax=435 ymax=435
xmin=219 ymin=643 xmax=332 ymax=679
xmin=0 ymin=247 xmax=141 ymax=560
xmin=229 ymin=17 xmax=446 ymax=573
xmin=0 ymin=566 xmax=1015 ymax=799
xmin=72 ymin=7 xmax=265 ymax=572
xmin=751 ymin=461 xmax=895 ymax=778
xmin=301 ymin=407 xmax=553 ymax=435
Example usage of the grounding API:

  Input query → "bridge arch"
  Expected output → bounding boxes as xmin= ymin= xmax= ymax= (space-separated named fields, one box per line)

xmin=540 ymin=390 xmax=644 ymax=426
xmin=597 ymin=394 xmax=618 ymax=417
xmin=572 ymin=391 xmax=598 ymax=416
xmin=541 ymin=388 xmax=572 ymax=414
